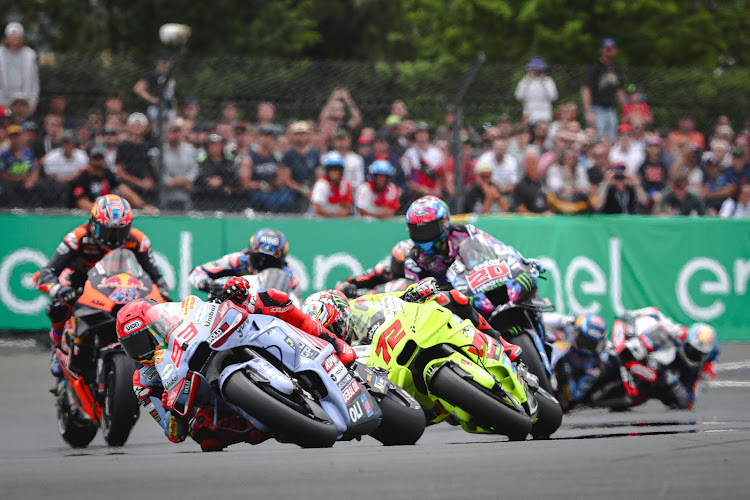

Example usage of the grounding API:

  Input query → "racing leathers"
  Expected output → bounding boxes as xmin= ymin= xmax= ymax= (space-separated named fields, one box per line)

xmin=36 ymin=223 xmax=169 ymax=346
xmin=133 ymin=290 xmax=356 ymax=451
xmin=337 ymin=240 xmax=413 ymax=298
xmin=188 ymin=250 xmax=297 ymax=294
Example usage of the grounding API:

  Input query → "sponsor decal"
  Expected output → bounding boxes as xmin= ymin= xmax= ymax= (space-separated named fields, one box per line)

xmin=372 ymin=375 xmax=387 ymax=393
xmin=341 ymin=379 xmax=361 ymax=403
xmin=323 ymin=353 xmax=339 ymax=373
xmin=300 ymin=343 xmax=320 ymax=360
xmin=337 ymin=374 xmax=353 ymax=390
xmin=283 ymin=336 xmax=296 ymax=349
xmin=182 ymin=378 xmax=192 ymax=395
xmin=331 ymin=364 xmax=347 ymax=383
xmin=348 ymin=402 xmax=363 ymax=422
xmin=139 ymin=235 xmax=151 ymax=253
xmin=182 ymin=297 xmax=195 ymax=317
xmin=56 ymin=242 xmax=70 ymax=255
xmin=360 ymin=394 xmax=374 ymax=417
xmin=193 ymin=305 xmax=207 ymax=324
xmin=161 ymin=363 xmax=174 ymax=380
xmin=134 ymin=386 xmax=149 ymax=399
xmin=123 ymin=319 xmax=143 ymax=334
xmin=154 ymin=349 xmax=165 ymax=365
xmin=64 ymin=232 xmax=79 ymax=250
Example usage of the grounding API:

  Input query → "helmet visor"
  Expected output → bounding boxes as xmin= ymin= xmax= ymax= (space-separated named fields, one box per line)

xmin=577 ymin=332 xmax=605 ymax=353
xmin=408 ymin=220 xmax=443 ymax=243
xmin=683 ymin=342 xmax=706 ymax=364
xmin=251 ymin=253 xmax=284 ymax=271
xmin=94 ymin=223 xmax=132 ymax=249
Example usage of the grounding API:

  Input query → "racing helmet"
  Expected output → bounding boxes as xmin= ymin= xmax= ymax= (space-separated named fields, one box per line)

xmin=116 ymin=299 xmax=167 ymax=364
xmin=681 ymin=323 xmax=717 ymax=367
xmin=405 ymin=195 xmax=450 ymax=255
xmin=248 ymin=228 xmax=289 ymax=271
xmin=390 ymin=239 xmax=414 ymax=279
xmin=301 ymin=290 xmax=352 ymax=342
xmin=573 ymin=314 xmax=608 ymax=354
xmin=369 ymin=159 xmax=395 ymax=177
xmin=89 ymin=194 xmax=133 ymax=250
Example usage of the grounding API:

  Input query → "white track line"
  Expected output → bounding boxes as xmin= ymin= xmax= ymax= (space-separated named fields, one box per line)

xmin=708 ymin=381 xmax=750 ymax=388
xmin=716 ymin=361 xmax=750 ymax=371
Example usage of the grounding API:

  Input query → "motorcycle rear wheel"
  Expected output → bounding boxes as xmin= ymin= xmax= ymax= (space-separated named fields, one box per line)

xmin=370 ymin=390 xmax=426 ymax=446
xmin=101 ymin=353 xmax=140 ymax=446
xmin=429 ymin=364 xmax=532 ymax=440
xmin=530 ymin=389 xmax=563 ymax=439
xmin=223 ymin=371 xmax=339 ymax=448
xmin=513 ymin=333 xmax=555 ymax=394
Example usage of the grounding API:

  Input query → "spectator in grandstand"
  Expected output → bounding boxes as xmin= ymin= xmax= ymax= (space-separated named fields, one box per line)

xmin=133 ymin=51 xmax=177 ymax=122
xmin=355 ymin=133 xmax=373 ymax=159
xmin=609 ymin=123 xmax=645 ymax=175
xmin=443 ymin=133 xmax=476 ymax=188
xmin=515 ymin=56 xmax=558 ymax=124
xmin=104 ymin=92 xmax=124 ymax=119
xmin=48 ymin=94 xmax=76 ymax=130
xmin=310 ymin=152 xmax=353 ymax=217
xmin=508 ymin=125 xmax=532 ymax=165
xmin=87 ymin=110 xmax=104 ymax=140
xmin=669 ymin=141 xmax=703 ymax=196
xmin=196 ymin=134 xmax=237 ymax=211
xmin=586 ymin=142 xmax=611 ymax=188
xmin=719 ymin=182 xmax=750 ymax=218
xmin=545 ymin=148 xmax=591 ymax=215
xmin=390 ymin=99 xmax=408 ymax=119
xmin=221 ymin=101 xmax=240 ymax=127
xmin=70 ymin=145 xmax=151 ymax=211
xmin=461 ymin=162 xmax=507 ymax=214
xmin=331 ymin=127 xmax=365 ymax=189
xmin=531 ymin=120 xmax=550 ymax=152
xmin=475 ymin=138 xmax=519 ymax=205
xmin=435 ymin=104 xmax=481 ymax=144
xmin=545 ymin=102 xmax=578 ymax=151
xmin=116 ymin=113 xmax=156 ymax=203
xmin=101 ymin=127 xmax=119 ymax=173
xmin=705 ymin=138 xmax=732 ymax=170
xmin=594 ymin=163 xmax=646 ymax=214
xmin=281 ymin=121 xmax=320 ymax=210
xmin=33 ymin=114 xmax=63 ymax=159
xmin=76 ymin=122 xmax=94 ymax=155
xmin=668 ymin=112 xmax=705 ymax=152
xmin=621 ymin=84 xmax=652 ymax=125
xmin=581 ymin=37 xmax=625 ymax=144
xmin=402 ymin=122 xmax=446 ymax=202
xmin=637 ymin=136 xmax=669 ymax=209
xmin=160 ymin=124 xmax=197 ymax=210
xmin=20 ymin=120 xmax=36 ymax=149
xmin=363 ymin=129 xmax=405 ymax=189
xmin=239 ymin=125 xmax=296 ymax=213
xmin=511 ymin=149 xmax=549 ymax=214
xmin=255 ymin=101 xmax=284 ymax=137
xmin=181 ymin=98 xmax=199 ymax=133
xmin=319 ymin=87 xmax=362 ymax=132
xmin=702 ymin=157 xmax=735 ymax=215
xmin=0 ymin=23 xmax=39 ymax=112
xmin=9 ymin=96 xmax=31 ymax=124
xmin=355 ymin=159 xmax=400 ymax=219
xmin=0 ymin=124 xmax=37 ymax=207
xmin=42 ymin=130 xmax=88 ymax=183
xmin=656 ymin=173 xmax=705 ymax=216
xmin=729 ymin=146 xmax=750 ymax=185
xmin=385 ymin=115 xmax=408 ymax=158
xmin=539 ymin=129 xmax=575 ymax=175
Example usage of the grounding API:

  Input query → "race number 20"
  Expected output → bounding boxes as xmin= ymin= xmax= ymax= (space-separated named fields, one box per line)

xmin=467 ymin=261 xmax=510 ymax=291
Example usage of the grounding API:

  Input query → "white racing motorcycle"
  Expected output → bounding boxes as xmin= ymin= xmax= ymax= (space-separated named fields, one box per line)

xmin=148 ymin=296 xmax=425 ymax=448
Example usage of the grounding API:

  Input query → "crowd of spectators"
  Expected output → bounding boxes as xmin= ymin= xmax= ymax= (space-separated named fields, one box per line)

xmin=1 ymin=26 xmax=748 ymax=219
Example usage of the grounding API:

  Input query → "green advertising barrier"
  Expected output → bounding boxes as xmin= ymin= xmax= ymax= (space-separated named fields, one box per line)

xmin=1 ymin=213 xmax=748 ymax=341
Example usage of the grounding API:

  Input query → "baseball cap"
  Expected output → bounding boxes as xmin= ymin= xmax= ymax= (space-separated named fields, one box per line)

xmin=646 ymin=136 xmax=662 ymax=147
xmin=732 ymin=146 xmax=744 ymax=157
xmin=290 ymin=121 xmax=310 ymax=134
xmin=157 ymin=51 xmax=173 ymax=62
xmin=357 ymin=134 xmax=372 ymax=145
xmin=415 ymin=121 xmax=430 ymax=132
xmin=716 ymin=125 xmax=734 ymax=138
xmin=475 ymin=162 xmax=493 ymax=175
xmin=207 ymin=133 xmax=223 ymax=143
xmin=334 ymin=126 xmax=350 ymax=139
xmin=601 ymin=37 xmax=617 ymax=49
xmin=0 ymin=106 xmax=12 ymax=118
xmin=525 ymin=56 xmax=547 ymax=72
xmin=103 ymin=126 xmax=118 ymax=135
xmin=6 ymin=124 xmax=21 ymax=135
xmin=618 ymin=123 xmax=632 ymax=134
xmin=5 ymin=22 xmax=23 ymax=37
xmin=61 ymin=130 xmax=77 ymax=143
xmin=373 ymin=130 xmax=389 ymax=142
xmin=127 ymin=112 xmax=149 ymax=126
xmin=626 ymin=84 xmax=639 ymax=93
xmin=612 ymin=163 xmax=627 ymax=174
xmin=235 ymin=121 xmax=250 ymax=133
xmin=21 ymin=121 xmax=37 ymax=132
xmin=257 ymin=124 xmax=275 ymax=136
xmin=90 ymin=145 xmax=106 ymax=158
xmin=385 ymin=115 xmax=401 ymax=127
xmin=168 ymin=124 xmax=183 ymax=133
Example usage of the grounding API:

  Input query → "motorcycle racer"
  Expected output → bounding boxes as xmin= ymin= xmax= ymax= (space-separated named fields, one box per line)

xmin=188 ymin=228 xmax=297 ymax=295
xmin=336 ymin=239 xmax=413 ymax=298
xmin=117 ymin=277 xmax=356 ymax=451
xmin=35 ymin=194 xmax=169 ymax=376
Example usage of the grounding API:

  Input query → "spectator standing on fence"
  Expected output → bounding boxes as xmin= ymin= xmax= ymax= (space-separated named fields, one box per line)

xmin=594 ymin=163 xmax=645 ymax=214
xmin=581 ymin=38 xmax=625 ymax=144
xmin=310 ymin=152 xmax=353 ymax=217
xmin=402 ymin=122 xmax=446 ymax=202
xmin=239 ymin=125 xmax=295 ymax=213
xmin=255 ymin=102 xmax=284 ymax=137
xmin=609 ymin=123 xmax=645 ymax=175
xmin=355 ymin=160 xmax=400 ymax=219
xmin=460 ymin=162 xmax=507 ymax=214
xmin=0 ymin=124 xmax=37 ymax=207
xmin=475 ymin=138 xmax=519 ymax=205
xmin=515 ymin=57 xmax=558 ymax=125
xmin=116 ymin=113 xmax=155 ymax=203
xmin=331 ymin=127 xmax=365 ymax=189
xmin=281 ymin=121 xmax=320 ymax=211
xmin=133 ymin=52 xmax=177 ymax=122
xmin=0 ymin=23 xmax=39 ymax=112
xmin=363 ymin=129 xmax=405 ymax=189
xmin=196 ymin=134 xmax=237 ymax=211
xmin=637 ymin=136 xmax=669 ymax=209
xmin=719 ymin=183 xmax=750 ymax=218
xmin=657 ymin=173 xmax=705 ymax=216
xmin=70 ymin=145 xmax=150 ymax=211
xmin=702 ymin=158 xmax=735 ymax=215
xmin=160 ymin=124 xmax=197 ymax=211
xmin=511 ymin=149 xmax=549 ymax=214
xmin=668 ymin=113 xmax=705 ymax=152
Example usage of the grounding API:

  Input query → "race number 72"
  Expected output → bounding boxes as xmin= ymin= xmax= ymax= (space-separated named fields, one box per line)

xmin=375 ymin=319 xmax=406 ymax=364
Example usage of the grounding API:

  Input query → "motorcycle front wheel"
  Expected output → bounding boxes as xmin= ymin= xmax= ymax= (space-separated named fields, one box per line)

xmin=369 ymin=389 xmax=426 ymax=446
xmin=57 ymin=391 xmax=97 ymax=448
xmin=101 ymin=353 xmax=140 ymax=446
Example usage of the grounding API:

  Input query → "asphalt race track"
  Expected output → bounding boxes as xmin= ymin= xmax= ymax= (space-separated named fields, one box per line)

xmin=1 ymin=344 xmax=749 ymax=500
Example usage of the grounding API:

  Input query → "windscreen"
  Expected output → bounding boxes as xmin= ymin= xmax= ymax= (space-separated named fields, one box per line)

xmin=88 ymin=249 xmax=144 ymax=280
xmin=144 ymin=302 xmax=186 ymax=343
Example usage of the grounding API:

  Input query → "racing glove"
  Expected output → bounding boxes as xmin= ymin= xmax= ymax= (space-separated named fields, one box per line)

xmin=156 ymin=278 xmax=173 ymax=302
xmin=222 ymin=277 xmax=250 ymax=305
xmin=401 ymin=277 xmax=439 ymax=303
xmin=336 ymin=281 xmax=359 ymax=299
xmin=50 ymin=284 xmax=77 ymax=304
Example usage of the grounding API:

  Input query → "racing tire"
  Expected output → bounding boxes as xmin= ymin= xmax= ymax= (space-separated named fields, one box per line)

xmin=101 ymin=353 xmax=140 ymax=447
xmin=223 ymin=371 xmax=339 ymax=449
xmin=57 ymin=395 xmax=97 ymax=448
xmin=429 ymin=364 xmax=532 ymax=440
xmin=530 ymin=389 xmax=563 ymax=439
xmin=370 ymin=390 xmax=426 ymax=446
xmin=513 ymin=333 xmax=555 ymax=394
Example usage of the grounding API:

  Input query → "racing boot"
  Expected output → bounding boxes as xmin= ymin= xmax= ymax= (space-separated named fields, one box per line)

xmin=190 ymin=408 xmax=270 ymax=452
xmin=49 ymin=327 xmax=63 ymax=378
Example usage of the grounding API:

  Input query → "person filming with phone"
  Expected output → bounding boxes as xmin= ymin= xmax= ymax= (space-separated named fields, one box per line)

xmin=594 ymin=162 xmax=647 ymax=214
